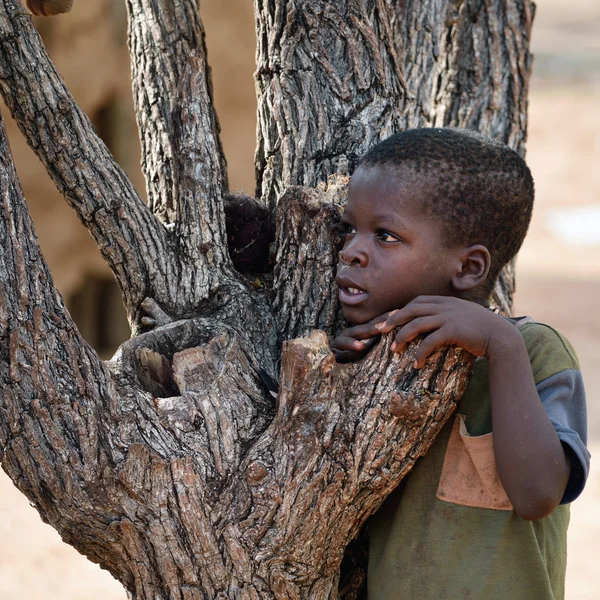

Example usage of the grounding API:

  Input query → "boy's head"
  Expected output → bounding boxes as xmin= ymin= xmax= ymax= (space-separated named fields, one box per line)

xmin=337 ymin=127 xmax=534 ymax=324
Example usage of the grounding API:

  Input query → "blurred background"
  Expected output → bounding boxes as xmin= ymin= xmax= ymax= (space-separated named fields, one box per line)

xmin=0 ymin=0 xmax=598 ymax=597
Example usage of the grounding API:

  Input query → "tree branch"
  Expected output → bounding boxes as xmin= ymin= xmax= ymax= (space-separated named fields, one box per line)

xmin=125 ymin=0 xmax=228 ymax=223
xmin=0 ymin=0 xmax=171 ymax=322
xmin=272 ymin=177 xmax=348 ymax=343
xmin=0 ymin=107 xmax=274 ymax=593
xmin=0 ymin=107 xmax=133 ymax=581
xmin=113 ymin=319 xmax=275 ymax=484
xmin=381 ymin=0 xmax=533 ymax=153
xmin=172 ymin=53 xmax=232 ymax=281
xmin=254 ymin=0 xmax=407 ymax=209
xmin=208 ymin=330 xmax=475 ymax=598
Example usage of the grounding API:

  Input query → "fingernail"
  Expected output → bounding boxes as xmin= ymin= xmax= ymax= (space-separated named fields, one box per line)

xmin=391 ymin=342 xmax=396 ymax=351
xmin=413 ymin=360 xmax=419 ymax=369
xmin=375 ymin=322 xmax=385 ymax=331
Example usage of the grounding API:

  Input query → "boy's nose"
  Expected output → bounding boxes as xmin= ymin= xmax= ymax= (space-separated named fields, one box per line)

xmin=338 ymin=243 xmax=368 ymax=267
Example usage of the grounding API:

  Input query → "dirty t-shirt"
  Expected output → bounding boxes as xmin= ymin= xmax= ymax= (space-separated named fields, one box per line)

xmin=367 ymin=320 xmax=590 ymax=600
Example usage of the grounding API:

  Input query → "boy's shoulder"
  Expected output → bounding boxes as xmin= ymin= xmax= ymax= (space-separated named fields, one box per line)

xmin=509 ymin=316 xmax=580 ymax=383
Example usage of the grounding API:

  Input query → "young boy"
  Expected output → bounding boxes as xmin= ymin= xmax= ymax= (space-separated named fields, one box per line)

xmin=330 ymin=128 xmax=590 ymax=600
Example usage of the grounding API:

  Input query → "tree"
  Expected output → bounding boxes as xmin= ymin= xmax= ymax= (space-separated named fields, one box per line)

xmin=0 ymin=0 xmax=534 ymax=598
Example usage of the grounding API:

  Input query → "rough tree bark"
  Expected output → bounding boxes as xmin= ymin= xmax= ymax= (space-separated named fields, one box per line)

xmin=0 ymin=0 xmax=534 ymax=598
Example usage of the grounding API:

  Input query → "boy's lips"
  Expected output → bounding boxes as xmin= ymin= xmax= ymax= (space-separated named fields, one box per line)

xmin=336 ymin=276 xmax=369 ymax=306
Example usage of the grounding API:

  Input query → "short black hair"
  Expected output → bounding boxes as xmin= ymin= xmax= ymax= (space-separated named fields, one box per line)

xmin=358 ymin=128 xmax=534 ymax=294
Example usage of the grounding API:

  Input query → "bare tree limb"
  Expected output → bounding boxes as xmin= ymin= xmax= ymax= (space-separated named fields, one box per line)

xmin=125 ymin=0 xmax=228 ymax=223
xmin=272 ymin=176 xmax=348 ymax=343
xmin=172 ymin=53 xmax=232 ymax=279
xmin=0 ymin=0 xmax=171 ymax=322
xmin=206 ymin=330 xmax=476 ymax=598
xmin=385 ymin=0 xmax=534 ymax=154
xmin=0 ymin=107 xmax=133 ymax=580
xmin=254 ymin=0 xmax=407 ymax=210
xmin=1 ymin=104 xmax=274 ymax=593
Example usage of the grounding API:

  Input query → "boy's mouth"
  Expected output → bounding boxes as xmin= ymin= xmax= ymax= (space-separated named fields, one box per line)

xmin=339 ymin=287 xmax=369 ymax=305
xmin=336 ymin=276 xmax=369 ymax=305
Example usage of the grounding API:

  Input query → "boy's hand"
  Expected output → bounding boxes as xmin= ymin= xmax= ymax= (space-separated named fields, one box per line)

xmin=375 ymin=296 xmax=515 ymax=368
xmin=329 ymin=314 xmax=388 ymax=363
xmin=378 ymin=296 xmax=573 ymax=521
xmin=140 ymin=297 xmax=172 ymax=330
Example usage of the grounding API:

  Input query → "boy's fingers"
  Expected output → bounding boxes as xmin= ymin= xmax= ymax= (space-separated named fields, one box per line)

xmin=390 ymin=316 xmax=441 ymax=352
xmin=411 ymin=295 xmax=447 ymax=304
xmin=331 ymin=335 xmax=369 ymax=351
xmin=331 ymin=347 xmax=364 ymax=363
xmin=331 ymin=336 xmax=380 ymax=362
xmin=413 ymin=330 xmax=448 ymax=368
xmin=347 ymin=319 xmax=388 ymax=339
xmin=360 ymin=336 xmax=380 ymax=352
xmin=375 ymin=310 xmax=406 ymax=333
xmin=332 ymin=349 xmax=358 ymax=363
xmin=140 ymin=297 xmax=171 ymax=326
xmin=376 ymin=304 xmax=441 ymax=333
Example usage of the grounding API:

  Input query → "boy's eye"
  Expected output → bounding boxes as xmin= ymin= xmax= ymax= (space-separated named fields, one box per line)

xmin=376 ymin=230 xmax=400 ymax=243
xmin=340 ymin=223 xmax=356 ymax=237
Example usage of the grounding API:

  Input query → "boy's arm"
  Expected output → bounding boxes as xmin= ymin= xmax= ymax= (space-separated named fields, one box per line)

xmin=486 ymin=325 xmax=569 ymax=520
xmin=377 ymin=295 xmax=571 ymax=520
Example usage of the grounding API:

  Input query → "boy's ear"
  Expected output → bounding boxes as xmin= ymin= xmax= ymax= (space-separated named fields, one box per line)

xmin=452 ymin=244 xmax=491 ymax=292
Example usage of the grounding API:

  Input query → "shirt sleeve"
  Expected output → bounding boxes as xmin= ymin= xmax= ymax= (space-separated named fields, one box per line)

xmin=520 ymin=321 xmax=591 ymax=504
xmin=537 ymin=369 xmax=590 ymax=504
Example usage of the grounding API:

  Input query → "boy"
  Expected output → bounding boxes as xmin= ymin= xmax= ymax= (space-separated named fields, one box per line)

xmin=330 ymin=128 xmax=589 ymax=600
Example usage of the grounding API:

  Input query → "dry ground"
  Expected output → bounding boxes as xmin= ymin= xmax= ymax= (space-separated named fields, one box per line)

xmin=1 ymin=1 xmax=599 ymax=598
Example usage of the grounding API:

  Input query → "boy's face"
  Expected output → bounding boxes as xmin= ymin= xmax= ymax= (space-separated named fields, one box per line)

xmin=336 ymin=165 xmax=462 ymax=325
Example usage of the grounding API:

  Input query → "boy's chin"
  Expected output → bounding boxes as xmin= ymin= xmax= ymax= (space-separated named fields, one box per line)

xmin=342 ymin=306 xmax=376 ymax=326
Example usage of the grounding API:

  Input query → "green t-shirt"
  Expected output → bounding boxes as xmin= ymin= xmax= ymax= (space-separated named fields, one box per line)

xmin=368 ymin=321 xmax=589 ymax=600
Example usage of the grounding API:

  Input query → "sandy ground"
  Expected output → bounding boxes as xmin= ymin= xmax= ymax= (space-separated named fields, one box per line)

xmin=1 ymin=1 xmax=600 ymax=598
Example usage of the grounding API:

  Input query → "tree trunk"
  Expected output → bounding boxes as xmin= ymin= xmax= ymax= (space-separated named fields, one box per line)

xmin=0 ymin=0 xmax=534 ymax=598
